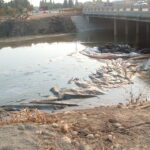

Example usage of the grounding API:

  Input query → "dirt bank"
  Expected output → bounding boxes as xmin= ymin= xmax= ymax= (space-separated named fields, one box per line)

xmin=0 ymin=15 xmax=76 ymax=38
xmin=0 ymin=101 xmax=150 ymax=150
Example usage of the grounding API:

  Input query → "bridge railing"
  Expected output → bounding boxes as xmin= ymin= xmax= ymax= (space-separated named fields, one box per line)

xmin=83 ymin=2 xmax=150 ymax=18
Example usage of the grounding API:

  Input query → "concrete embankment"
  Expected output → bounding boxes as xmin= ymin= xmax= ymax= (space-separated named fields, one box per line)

xmin=71 ymin=16 xmax=113 ymax=32
xmin=0 ymin=15 xmax=76 ymax=37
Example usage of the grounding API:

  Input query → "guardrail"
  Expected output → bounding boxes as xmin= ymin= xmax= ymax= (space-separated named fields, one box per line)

xmin=83 ymin=2 xmax=150 ymax=19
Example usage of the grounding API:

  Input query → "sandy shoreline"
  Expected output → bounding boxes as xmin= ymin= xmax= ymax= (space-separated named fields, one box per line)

xmin=0 ymin=33 xmax=74 ymax=44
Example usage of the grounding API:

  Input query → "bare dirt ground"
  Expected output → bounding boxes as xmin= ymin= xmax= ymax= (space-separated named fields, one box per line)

xmin=28 ymin=12 xmax=61 ymax=20
xmin=28 ymin=9 xmax=82 ymax=21
xmin=0 ymin=9 xmax=80 ymax=22
xmin=27 ymin=12 xmax=72 ymax=21
xmin=0 ymin=101 xmax=150 ymax=150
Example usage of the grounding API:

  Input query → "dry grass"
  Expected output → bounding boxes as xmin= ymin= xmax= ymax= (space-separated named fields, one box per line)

xmin=0 ymin=108 xmax=58 ymax=126
xmin=126 ymin=89 xmax=148 ymax=106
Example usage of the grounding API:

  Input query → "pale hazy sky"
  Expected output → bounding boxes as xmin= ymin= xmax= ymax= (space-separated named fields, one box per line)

xmin=4 ymin=0 xmax=92 ymax=7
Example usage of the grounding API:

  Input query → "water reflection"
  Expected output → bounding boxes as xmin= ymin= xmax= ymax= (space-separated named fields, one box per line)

xmin=0 ymin=34 xmax=76 ymax=49
xmin=0 ymin=41 xmax=101 ymax=105
xmin=1 ymin=29 xmax=150 ymax=49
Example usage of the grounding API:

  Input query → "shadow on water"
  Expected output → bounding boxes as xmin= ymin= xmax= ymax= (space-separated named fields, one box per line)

xmin=0 ymin=28 xmax=150 ymax=49
xmin=76 ymin=29 xmax=150 ymax=49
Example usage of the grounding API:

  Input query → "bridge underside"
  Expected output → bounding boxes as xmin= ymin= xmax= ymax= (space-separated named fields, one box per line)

xmin=85 ymin=14 xmax=150 ymax=23
xmin=85 ymin=15 xmax=150 ymax=46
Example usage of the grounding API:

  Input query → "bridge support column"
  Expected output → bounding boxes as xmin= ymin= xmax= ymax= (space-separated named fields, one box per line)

xmin=146 ymin=23 xmax=149 ymax=40
xmin=114 ymin=18 xmax=117 ymax=42
xmin=136 ymin=21 xmax=139 ymax=36
xmin=125 ymin=20 xmax=128 ymax=42
xmin=135 ymin=21 xmax=140 ymax=48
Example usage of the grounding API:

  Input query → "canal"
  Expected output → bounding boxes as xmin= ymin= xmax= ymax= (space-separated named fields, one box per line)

xmin=0 ymin=30 xmax=149 ymax=106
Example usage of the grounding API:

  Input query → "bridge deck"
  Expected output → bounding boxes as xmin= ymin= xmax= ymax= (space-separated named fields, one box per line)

xmin=83 ymin=2 xmax=150 ymax=22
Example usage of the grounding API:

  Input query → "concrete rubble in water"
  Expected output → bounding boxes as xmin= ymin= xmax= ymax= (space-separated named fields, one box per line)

xmin=1 ymin=59 xmax=138 ymax=110
xmin=49 ymin=59 xmax=137 ymax=101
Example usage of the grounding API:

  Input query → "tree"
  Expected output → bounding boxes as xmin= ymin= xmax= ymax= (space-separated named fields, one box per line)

xmin=28 ymin=5 xmax=33 ymax=11
xmin=63 ymin=0 xmax=68 ymax=8
xmin=75 ymin=0 xmax=79 ymax=7
xmin=7 ymin=7 xmax=17 ymax=15
xmin=0 ymin=0 xmax=33 ymax=16
xmin=68 ymin=0 xmax=74 ymax=8
xmin=40 ymin=0 xmax=63 ymax=10
xmin=8 ymin=0 xmax=31 ymax=10
xmin=0 ymin=0 xmax=4 ymax=8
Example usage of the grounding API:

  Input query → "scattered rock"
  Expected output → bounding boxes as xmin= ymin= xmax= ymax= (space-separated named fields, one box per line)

xmin=79 ymin=129 xmax=89 ymax=137
xmin=36 ymin=130 xmax=43 ymax=135
xmin=52 ymin=123 xmax=59 ymax=128
xmin=81 ymin=114 xmax=88 ymax=120
xmin=71 ymin=140 xmax=79 ymax=146
xmin=61 ymin=124 xmax=69 ymax=133
xmin=0 ymin=145 xmax=15 ymax=150
xmin=95 ymin=134 xmax=100 ymax=138
xmin=118 ymin=126 xmax=125 ymax=130
xmin=62 ymin=136 xmax=72 ymax=144
xmin=72 ymin=131 xmax=78 ymax=135
xmin=86 ymin=134 xmax=95 ymax=139
xmin=64 ymin=111 xmax=72 ymax=114
xmin=117 ymin=104 xmax=123 ymax=108
xmin=113 ymin=123 xmax=122 ymax=128
xmin=79 ymin=143 xmax=92 ymax=150
xmin=114 ymin=143 xmax=121 ymax=149
xmin=109 ymin=119 xmax=118 ymax=123
xmin=82 ymin=114 xmax=87 ymax=117
xmin=105 ymin=134 xmax=113 ymax=142
xmin=17 ymin=124 xmax=25 ymax=130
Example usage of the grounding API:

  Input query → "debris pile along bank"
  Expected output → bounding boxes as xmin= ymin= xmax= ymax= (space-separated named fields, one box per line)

xmin=81 ymin=44 xmax=150 ymax=59
xmin=33 ymin=59 xmax=137 ymax=103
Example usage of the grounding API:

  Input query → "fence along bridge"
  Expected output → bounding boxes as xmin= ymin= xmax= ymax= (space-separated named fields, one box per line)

xmin=83 ymin=1 xmax=150 ymax=39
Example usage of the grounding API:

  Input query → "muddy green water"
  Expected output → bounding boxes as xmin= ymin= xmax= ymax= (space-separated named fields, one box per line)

xmin=0 ymin=30 xmax=149 ymax=106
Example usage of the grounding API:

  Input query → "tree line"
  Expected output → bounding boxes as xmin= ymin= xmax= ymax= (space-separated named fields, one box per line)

xmin=40 ymin=0 xmax=83 ymax=10
xmin=0 ymin=0 xmax=33 ymax=16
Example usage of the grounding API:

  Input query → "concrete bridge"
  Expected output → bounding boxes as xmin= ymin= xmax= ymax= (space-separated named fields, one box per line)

xmin=83 ymin=1 xmax=150 ymax=40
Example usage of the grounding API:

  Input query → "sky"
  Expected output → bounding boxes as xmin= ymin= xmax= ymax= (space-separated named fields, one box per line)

xmin=4 ymin=0 xmax=92 ymax=7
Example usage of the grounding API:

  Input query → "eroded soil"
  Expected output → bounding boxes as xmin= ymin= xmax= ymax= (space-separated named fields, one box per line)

xmin=0 ymin=102 xmax=150 ymax=150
